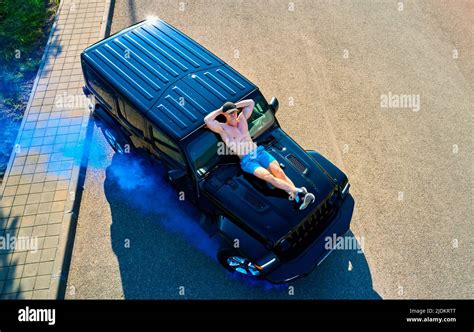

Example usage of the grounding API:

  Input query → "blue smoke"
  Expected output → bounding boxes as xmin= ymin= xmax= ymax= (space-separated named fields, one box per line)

xmin=106 ymin=153 xmax=220 ymax=258
xmin=0 ymin=114 xmax=21 ymax=177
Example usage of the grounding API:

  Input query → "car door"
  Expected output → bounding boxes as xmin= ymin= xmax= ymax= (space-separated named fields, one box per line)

xmin=148 ymin=125 xmax=185 ymax=168
xmin=116 ymin=98 xmax=151 ymax=151
xmin=148 ymin=125 xmax=196 ymax=201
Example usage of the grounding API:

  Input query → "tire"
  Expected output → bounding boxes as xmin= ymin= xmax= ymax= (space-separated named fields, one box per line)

xmin=217 ymin=248 xmax=262 ymax=278
xmin=91 ymin=104 xmax=114 ymax=129
xmin=101 ymin=126 xmax=133 ymax=155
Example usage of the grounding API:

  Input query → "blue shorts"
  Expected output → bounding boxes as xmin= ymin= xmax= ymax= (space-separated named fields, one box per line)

xmin=240 ymin=146 xmax=276 ymax=174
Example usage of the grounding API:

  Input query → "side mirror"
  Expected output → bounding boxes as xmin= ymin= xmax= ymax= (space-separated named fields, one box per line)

xmin=82 ymin=85 xmax=91 ymax=96
xmin=168 ymin=168 xmax=186 ymax=182
xmin=270 ymin=97 xmax=279 ymax=113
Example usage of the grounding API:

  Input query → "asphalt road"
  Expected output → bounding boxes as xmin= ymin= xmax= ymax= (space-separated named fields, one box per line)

xmin=65 ymin=0 xmax=473 ymax=299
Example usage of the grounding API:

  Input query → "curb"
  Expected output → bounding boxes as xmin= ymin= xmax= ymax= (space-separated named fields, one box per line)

xmin=49 ymin=0 xmax=115 ymax=299
xmin=100 ymin=0 xmax=113 ymax=39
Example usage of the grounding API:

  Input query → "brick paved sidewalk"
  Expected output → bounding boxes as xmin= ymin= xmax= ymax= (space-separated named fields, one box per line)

xmin=0 ymin=0 xmax=109 ymax=299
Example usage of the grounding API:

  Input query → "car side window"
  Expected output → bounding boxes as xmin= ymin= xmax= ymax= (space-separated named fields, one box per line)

xmin=151 ymin=126 xmax=185 ymax=166
xmin=85 ymin=66 xmax=115 ymax=108
xmin=248 ymin=96 xmax=274 ymax=138
xmin=119 ymin=100 xmax=144 ymax=136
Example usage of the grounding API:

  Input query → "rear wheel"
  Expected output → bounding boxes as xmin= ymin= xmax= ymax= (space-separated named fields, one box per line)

xmin=102 ymin=127 xmax=131 ymax=155
xmin=217 ymin=249 xmax=261 ymax=277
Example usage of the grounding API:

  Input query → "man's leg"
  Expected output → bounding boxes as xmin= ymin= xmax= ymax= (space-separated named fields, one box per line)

xmin=258 ymin=151 xmax=298 ymax=196
xmin=253 ymin=166 xmax=314 ymax=210
xmin=268 ymin=160 xmax=296 ymax=190
xmin=252 ymin=167 xmax=298 ymax=194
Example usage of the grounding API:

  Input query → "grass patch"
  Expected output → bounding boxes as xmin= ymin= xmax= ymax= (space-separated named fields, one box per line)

xmin=0 ymin=0 xmax=60 ymax=177
xmin=0 ymin=0 xmax=59 ymax=118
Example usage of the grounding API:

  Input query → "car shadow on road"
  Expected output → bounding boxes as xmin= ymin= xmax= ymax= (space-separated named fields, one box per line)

xmin=290 ymin=228 xmax=381 ymax=299
xmin=104 ymin=153 xmax=380 ymax=299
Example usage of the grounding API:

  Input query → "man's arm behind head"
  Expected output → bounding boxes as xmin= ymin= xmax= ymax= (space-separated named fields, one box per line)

xmin=235 ymin=99 xmax=255 ymax=120
xmin=204 ymin=107 xmax=225 ymax=133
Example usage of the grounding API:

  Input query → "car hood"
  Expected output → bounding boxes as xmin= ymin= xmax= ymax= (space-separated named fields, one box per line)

xmin=201 ymin=128 xmax=337 ymax=244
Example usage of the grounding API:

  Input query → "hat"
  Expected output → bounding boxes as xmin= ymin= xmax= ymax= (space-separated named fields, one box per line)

xmin=222 ymin=101 xmax=237 ymax=113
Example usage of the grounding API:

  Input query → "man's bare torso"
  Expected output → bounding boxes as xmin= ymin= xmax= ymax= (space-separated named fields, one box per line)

xmin=219 ymin=115 xmax=257 ymax=158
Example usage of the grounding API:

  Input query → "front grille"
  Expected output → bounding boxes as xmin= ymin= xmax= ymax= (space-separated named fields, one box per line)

xmin=275 ymin=189 xmax=339 ymax=258
xmin=287 ymin=154 xmax=307 ymax=173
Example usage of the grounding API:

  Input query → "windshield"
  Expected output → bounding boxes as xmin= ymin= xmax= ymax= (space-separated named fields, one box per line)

xmin=186 ymin=91 xmax=275 ymax=176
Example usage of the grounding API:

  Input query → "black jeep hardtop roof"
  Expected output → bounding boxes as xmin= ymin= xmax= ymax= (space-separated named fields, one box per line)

xmin=82 ymin=18 xmax=256 ymax=139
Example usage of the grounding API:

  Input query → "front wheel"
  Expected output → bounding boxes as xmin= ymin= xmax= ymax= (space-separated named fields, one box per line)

xmin=217 ymin=249 xmax=262 ymax=278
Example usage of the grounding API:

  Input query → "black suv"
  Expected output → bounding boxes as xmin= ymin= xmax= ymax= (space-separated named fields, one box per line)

xmin=81 ymin=19 xmax=354 ymax=283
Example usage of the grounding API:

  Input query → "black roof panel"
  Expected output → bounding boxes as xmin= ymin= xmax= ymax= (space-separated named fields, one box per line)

xmin=82 ymin=19 xmax=256 ymax=138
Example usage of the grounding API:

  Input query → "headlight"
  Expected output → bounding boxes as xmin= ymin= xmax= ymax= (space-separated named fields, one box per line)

xmin=341 ymin=181 xmax=350 ymax=196
xmin=255 ymin=253 xmax=279 ymax=271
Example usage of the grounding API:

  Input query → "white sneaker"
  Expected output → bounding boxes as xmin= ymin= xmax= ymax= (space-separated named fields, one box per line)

xmin=299 ymin=192 xmax=315 ymax=210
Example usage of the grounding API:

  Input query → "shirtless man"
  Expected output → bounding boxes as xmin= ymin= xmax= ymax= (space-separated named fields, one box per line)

xmin=204 ymin=99 xmax=315 ymax=210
